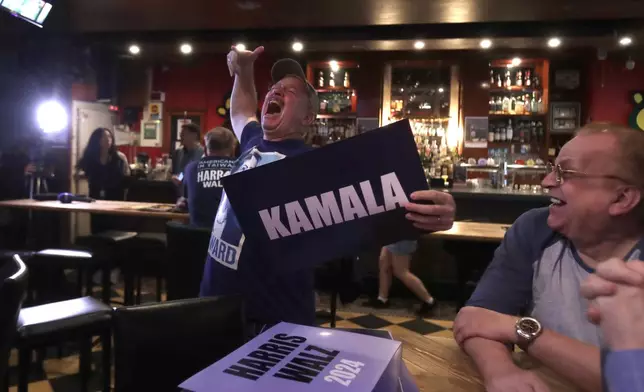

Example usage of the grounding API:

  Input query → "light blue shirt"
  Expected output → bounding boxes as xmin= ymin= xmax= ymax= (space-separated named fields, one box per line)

xmin=604 ymin=349 xmax=644 ymax=392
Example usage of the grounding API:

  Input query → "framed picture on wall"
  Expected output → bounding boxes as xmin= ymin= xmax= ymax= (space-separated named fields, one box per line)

xmin=464 ymin=116 xmax=489 ymax=148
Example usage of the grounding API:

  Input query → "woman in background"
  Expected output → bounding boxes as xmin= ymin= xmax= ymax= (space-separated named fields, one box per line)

xmin=77 ymin=127 xmax=130 ymax=233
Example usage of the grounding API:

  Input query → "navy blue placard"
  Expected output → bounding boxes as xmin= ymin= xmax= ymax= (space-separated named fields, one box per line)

xmin=222 ymin=119 xmax=429 ymax=271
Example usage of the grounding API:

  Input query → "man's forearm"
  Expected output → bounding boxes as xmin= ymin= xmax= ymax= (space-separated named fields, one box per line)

xmin=527 ymin=329 xmax=601 ymax=392
xmin=463 ymin=337 xmax=518 ymax=380
xmin=230 ymin=66 xmax=258 ymax=138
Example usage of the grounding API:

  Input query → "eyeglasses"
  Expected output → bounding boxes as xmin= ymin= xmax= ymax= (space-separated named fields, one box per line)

xmin=545 ymin=163 xmax=629 ymax=185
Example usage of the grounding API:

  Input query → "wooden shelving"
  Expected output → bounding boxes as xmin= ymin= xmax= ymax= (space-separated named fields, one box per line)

xmin=317 ymin=113 xmax=357 ymax=119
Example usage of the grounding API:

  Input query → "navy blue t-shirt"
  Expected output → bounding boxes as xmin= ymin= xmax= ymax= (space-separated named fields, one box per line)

xmin=199 ymin=121 xmax=315 ymax=325
xmin=184 ymin=156 xmax=235 ymax=228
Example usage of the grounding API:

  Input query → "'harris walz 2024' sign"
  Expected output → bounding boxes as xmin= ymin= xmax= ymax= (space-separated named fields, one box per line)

xmin=179 ymin=323 xmax=403 ymax=392
xmin=221 ymin=119 xmax=428 ymax=272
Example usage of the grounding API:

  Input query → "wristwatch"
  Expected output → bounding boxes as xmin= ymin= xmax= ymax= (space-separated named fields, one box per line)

xmin=515 ymin=317 xmax=542 ymax=350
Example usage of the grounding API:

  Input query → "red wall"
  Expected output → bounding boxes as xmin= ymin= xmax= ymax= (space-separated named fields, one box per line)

xmin=125 ymin=53 xmax=275 ymax=162
xmin=587 ymin=58 xmax=644 ymax=124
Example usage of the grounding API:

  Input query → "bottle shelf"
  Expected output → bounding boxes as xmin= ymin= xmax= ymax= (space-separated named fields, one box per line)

xmin=488 ymin=113 xmax=547 ymax=117
xmin=317 ymin=113 xmax=357 ymax=119
xmin=488 ymin=87 xmax=542 ymax=93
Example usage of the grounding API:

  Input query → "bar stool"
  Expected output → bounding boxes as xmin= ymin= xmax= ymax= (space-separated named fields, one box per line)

xmin=15 ymin=297 xmax=112 ymax=392
xmin=24 ymin=249 xmax=98 ymax=304
xmin=127 ymin=232 xmax=167 ymax=304
xmin=75 ymin=231 xmax=138 ymax=304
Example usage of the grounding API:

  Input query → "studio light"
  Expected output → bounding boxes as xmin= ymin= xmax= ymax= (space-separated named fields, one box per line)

xmin=548 ymin=37 xmax=562 ymax=48
xmin=329 ymin=60 xmax=340 ymax=72
xmin=235 ymin=43 xmax=246 ymax=51
xmin=619 ymin=36 xmax=633 ymax=47
xmin=480 ymin=39 xmax=492 ymax=49
xmin=128 ymin=44 xmax=141 ymax=55
xmin=180 ymin=43 xmax=193 ymax=55
xmin=414 ymin=41 xmax=425 ymax=50
xmin=292 ymin=41 xmax=304 ymax=52
xmin=37 ymin=100 xmax=68 ymax=134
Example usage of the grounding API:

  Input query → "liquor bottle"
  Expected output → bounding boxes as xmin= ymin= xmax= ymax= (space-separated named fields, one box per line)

xmin=494 ymin=127 xmax=500 ymax=141
xmin=329 ymin=72 xmax=335 ymax=87
xmin=429 ymin=119 xmax=436 ymax=137
xmin=502 ymin=95 xmax=510 ymax=113
xmin=495 ymin=96 xmax=503 ymax=114
xmin=343 ymin=72 xmax=350 ymax=88
xmin=537 ymin=94 xmax=544 ymax=113
xmin=500 ymin=124 xmax=507 ymax=141
xmin=516 ymin=70 xmax=523 ymax=87
xmin=525 ymin=70 xmax=531 ymax=87
xmin=510 ymin=96 xmax=517 ymax=114
xmin=490 ymin=69 xmax=495 ymax=85
xmin=505 ymin=70 xmax=512 ymax=87
xmin=515 ymin=97 xmax=524 ymax=115
xmin=436 ymin=121 xmax=445 ymax=138
xmin=488 ymin=125 xmax=495 ymax=142
xmin=524 ymin=94 xmax=531 ymax=114
xmin=496 ymin=73 xmax=502 ymax=88
xmin=318 ymin=72 xmax=324 ymax=88
xmin=489 ymin=96 xmax=495 ymax=113
xmin=536 ymin=121 xmax=544 ymax=140
xmin=530 ymin=121 xmax=537 ymax=142
xmin=506 ymin=119 xmax=513 ymax=141
xmin=533 ymin=74 xmax=540 ymax=89
xmin=531 ymin=92 xmax=539 ymax=113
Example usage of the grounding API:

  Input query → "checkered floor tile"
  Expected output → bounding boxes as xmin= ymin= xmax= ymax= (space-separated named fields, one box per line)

xmin=11 ymin=280 xmax=454 ymax=391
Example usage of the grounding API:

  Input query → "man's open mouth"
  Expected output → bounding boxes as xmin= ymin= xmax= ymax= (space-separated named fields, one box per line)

xmin=550 ymin=197 xmax=567 ymax=207
xmin=266 ymin=100 xmax=282 ymax=115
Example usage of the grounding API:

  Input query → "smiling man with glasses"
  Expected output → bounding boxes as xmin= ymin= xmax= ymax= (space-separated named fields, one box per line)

xmin=452 ymin=123 xmax=644 ymax=392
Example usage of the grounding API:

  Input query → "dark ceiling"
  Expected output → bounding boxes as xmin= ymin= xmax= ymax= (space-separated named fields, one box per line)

xmin=64 ymin=0 xmax=644 ymax=32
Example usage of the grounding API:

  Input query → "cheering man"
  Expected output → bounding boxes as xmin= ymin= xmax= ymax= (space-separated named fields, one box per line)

xmin=200 ymin=46 xmax=456 ymax=336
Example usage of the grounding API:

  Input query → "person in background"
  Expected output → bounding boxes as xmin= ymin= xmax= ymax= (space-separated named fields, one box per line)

xmin=364 ymin=240 xmax=436 ymax=315
xmin=453 ymin=123 xmax=644 ymax=392
xmin=177 ymin=127 xmax=236 ymax=228
xmin=77 ymin=127 xmax=130 ymax=233
xmin=580 ymin=257 xmax=644 ymax=392
xmin=171 ymin=123 xmax=204 ymax=188
xmin=200 ymin=45 xmax=456 ymax=338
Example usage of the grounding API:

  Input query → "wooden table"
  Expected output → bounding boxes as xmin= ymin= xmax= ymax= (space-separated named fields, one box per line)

xmin=387 ymin=325 xmax=578 ymax=392
xmin=430 ymin=221 xmax=508 ymax=242
xmin=0 ymin=199 xmax=189 ymax=221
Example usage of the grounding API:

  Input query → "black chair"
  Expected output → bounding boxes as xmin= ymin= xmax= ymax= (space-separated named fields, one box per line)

xmin=165 ymin=222 xmax=211 ymax=301
xmin=113 ymin=296 xmax=245 ymax=392
xmin=76 ymin=230 xmax=138 ymax=304
xmin=314 ymin=257 xmax=360 ymax=327
xmin=0 ymin=255 xmax=28 ymax=389
xmin=126 ymin=232 xmax=167 ymax=304
xmin=24 ymin=249 xmax=96 ymax=304
xmin=15 ymin=297 xmax=112 ymax=392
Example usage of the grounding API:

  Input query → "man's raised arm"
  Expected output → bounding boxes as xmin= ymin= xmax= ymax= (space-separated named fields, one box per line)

xmin=227 ymin=46 xmax=264 ymax=140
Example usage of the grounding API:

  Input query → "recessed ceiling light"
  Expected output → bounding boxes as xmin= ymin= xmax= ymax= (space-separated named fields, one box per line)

xmin=619 ymin=36 xmax=633 ymax=47
xmin=180 ymin=43 xmax=193 ymax=55
xmin=128 ymin=44 xmax=140 ymax=55
xmin=292 ymin=41 xmax=304 ymax=52
xmin=329 ymin=60 xmax=339 ymax=72
xmin=547 ymin=37 xmax=562 ymax=48
xmin=235 ymin=43 xmax=246 ymax=51
xmin=414 ymin=41 xmax=425 ymax=50
xmin=480 ymin=82 xmax=490 ymax=89
xmin=480 ymin=39 xmax=492 ymax=49
xmin=438 ymin=87 xmax=445 ymax=93
xmin=511 ymin=57 xmax=522 ymax=67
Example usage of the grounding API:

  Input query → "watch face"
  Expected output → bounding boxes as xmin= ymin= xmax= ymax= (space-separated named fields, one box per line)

xmin=518 ymin=318 xmax=540 ymax=335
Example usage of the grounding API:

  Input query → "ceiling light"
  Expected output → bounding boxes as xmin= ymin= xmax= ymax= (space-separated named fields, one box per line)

xmin=547 ymin=37 xmax=561 ymax=48
xmin=37 ymin=101 xmax=68 ymax=134
xmin=481 ymin=82 xmax=490 ymax=89
xmin=480 ymin=39 xmax=492 ymax=49
xmin=511 ymin=57 xmax=522 ymax=67
xmin=329 ymin=60 xmax=339 ymax=72
xmin=235 ymin=43 xmax=246 ymax=51
xmin=128 ymin=44 xmax=140 ymax=55
xmin=292 ymin=41 xmax=303 ymax=52
xmin=414 ymin=41 xmax=425 ymax=50
xmin=619 ymin=36 xmax=633 ymax=47
xmin=438 ymin=87 xmax=445 ymax=93
xmin=180 ymin=43 xmax=193 ymax=55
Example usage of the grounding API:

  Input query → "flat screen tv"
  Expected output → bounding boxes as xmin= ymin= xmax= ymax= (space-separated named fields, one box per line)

xmin=1 ymin=0 xmax=53 ymax=27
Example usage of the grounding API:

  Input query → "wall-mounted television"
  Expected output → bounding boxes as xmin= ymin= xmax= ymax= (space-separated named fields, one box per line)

xmin=1 ymin=0 xmax=53 ymax=28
